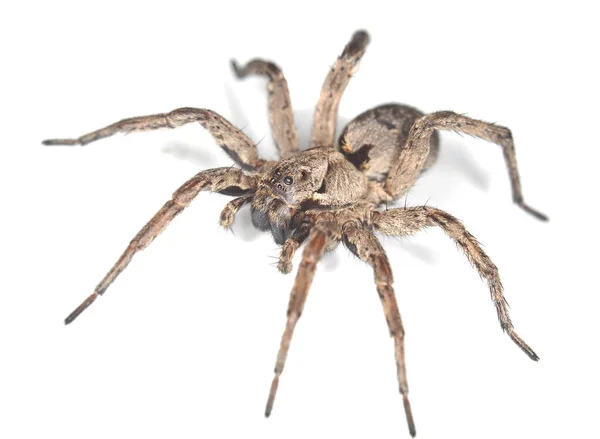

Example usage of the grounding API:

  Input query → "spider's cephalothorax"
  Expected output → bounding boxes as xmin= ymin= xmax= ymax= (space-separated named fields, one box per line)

xmin=251 ymin=147 xmax=368 ymax=244
xmin=44 ymin=30 xmax=546 ymax=437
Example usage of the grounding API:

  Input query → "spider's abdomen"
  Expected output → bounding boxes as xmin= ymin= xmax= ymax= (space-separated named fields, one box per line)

xmin=339 ymin=103 xmax=440 ymax=181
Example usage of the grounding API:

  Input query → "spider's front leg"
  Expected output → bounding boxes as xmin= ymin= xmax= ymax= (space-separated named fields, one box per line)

xmin=384 ymin=111 xmax=547 ymax=220
xmin=373 ymin=207 xmax=539 ymax=361
xmin=231 ymin=59 xmax=298 ymax=158
xmin=266 ymin=220 xmax=341 ymax=416
xmin=64 ymin=168 xmax=257 ymax=325
xmin=342 ymin=223 xmax=416 ymax=437
xmin=311 ymin=30 xmax=370 ymax=148
xmin=43 ymin=107 xmax=265 ymax=171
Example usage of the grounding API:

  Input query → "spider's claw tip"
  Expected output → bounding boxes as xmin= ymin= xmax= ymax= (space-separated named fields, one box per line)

xmin=42 ymin=138 xmax=80 ymax=146
xmin=528 ymin=350 xmax=540 ymax=362
xmin=64 ymin=292 xmax=99 ymax=325
xmin=230 ymin=59 xmax=243 ymax=78
xmin=529 ymin=209 xmax=549 ymax=222
xmin=353 ymin=29 xmax=370 ymax=42
xmin=265 ymin=376 xmax=279 ymax=418
xmin=402 ymin=395 xmax=416 ymax=437
xmin=508 ymin=329 xmax=539 ymax=361
xmin=518 ymin=202 xmax=549 ymax=222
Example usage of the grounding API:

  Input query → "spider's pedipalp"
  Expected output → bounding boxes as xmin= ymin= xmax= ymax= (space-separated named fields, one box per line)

xmin=231 ymin=59 xmax=298 ymax=159
xmin=384 ymin=111 xmax=548 ymax=220
xmin=64 ymin=168 xmax=257 ymax=325
xmin=311 ymin=30 xmax=370 ymax=148
xmin=42 ymin=107 xmax=266 ymax=171
xmin=341 ymin=223 xmax=416 ymax=437
xmin=278 ymin=215 xmax=312 ymax=274
xmin=373 ymin=206 xmax=539 ymax=361
xmin=266 ymin=221 xmax=340 ymax=416
xmin=219 ymin=194 xmax=253 ymax=229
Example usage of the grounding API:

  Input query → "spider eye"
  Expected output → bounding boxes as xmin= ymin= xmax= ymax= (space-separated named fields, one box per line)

xmin=283 ymin=176 xmax=293 ymax=185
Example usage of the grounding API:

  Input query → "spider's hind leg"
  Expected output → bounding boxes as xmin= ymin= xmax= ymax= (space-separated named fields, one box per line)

xmin=383 ymin=111 xmax=547 ymax=220
xmin=341 ymin=223 xmax=416 ymax=437
xmin=372 ymin=206 xmax=539 ymax=361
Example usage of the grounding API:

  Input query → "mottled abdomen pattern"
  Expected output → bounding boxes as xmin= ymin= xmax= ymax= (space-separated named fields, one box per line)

xmin=339 ymin=104 xmax=440 ymax=181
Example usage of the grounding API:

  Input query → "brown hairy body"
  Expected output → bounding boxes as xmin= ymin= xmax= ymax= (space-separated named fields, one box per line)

xmin=43 ymin=30 xmax=546 ymax=437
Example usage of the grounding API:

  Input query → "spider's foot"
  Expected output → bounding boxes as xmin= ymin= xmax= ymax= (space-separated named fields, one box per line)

xmin=343 ymin=30 xmax=371 ymax=61
xmin=403 ymin=394 xmax=416 ymax=437
xmin=507 ymin=328 xmax=540 ymax=361
xmin=265 ymin=376 xmax=279 ymax=418
xmin=517 ymin=201 xmax=549 ymax=222
xmin=42 ymin=138 xmax=81 ymax=146
xmin=64 ymin=291 xmax=99 ymax=325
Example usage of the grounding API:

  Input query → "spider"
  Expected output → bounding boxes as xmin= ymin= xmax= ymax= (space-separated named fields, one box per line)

xmin=43 ymin=30 xmax=546 ymax=437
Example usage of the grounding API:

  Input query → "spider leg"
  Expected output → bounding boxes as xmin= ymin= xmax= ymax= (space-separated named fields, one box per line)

xmin=342 ymin=223 xmax=416 ymax=437
xmin=231 ymin=59 xmax=298 ymax=158
xmin=373 ymin=206 xmax=539 ymax=361
xmin=384 ymin=111 xmax=547 ymax=220
xmin=64 ymin=168 xmax=257 ymax=325
xmin=266 ymin=221 xmax=340 ymax=417
xmin=42 ymin=107 xmax=265 ymax=171
xmin=311 ymin=30 xmax=370 ymax=148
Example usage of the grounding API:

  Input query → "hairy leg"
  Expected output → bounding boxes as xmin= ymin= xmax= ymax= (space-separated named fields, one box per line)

xmin=373 ymin=206 xmax=539 ymax=361
xmin=266 ymin=221 xmax=340 ymax=417
xmin=231 ymin=59 xmax=298 ymax=158
xmin=342 ymin=223 xmax=416 ymax=437
xmin=64 ymin=168 xmax=257 ymax=325
xmin=384 ymin=111 xmax=547 ymax=220
xmin=311 ymin=30 xmax=370 ymax=148
xmin=43 ymin=107 xmax=265 ymax=171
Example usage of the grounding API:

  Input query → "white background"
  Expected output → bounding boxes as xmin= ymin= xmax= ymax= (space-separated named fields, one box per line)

xmin=1 ymin=1 xmax=598 ymax=438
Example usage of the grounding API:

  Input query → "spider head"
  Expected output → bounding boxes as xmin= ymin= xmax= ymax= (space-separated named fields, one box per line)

xmin=264 ymin=150 xmax=328 ymax=205
xmin=251 ymin=150 xmax=328 ymax=244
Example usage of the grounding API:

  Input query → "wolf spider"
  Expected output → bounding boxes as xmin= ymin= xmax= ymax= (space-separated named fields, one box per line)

xmin=43 ymin=30 xmax=546 ymax=436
